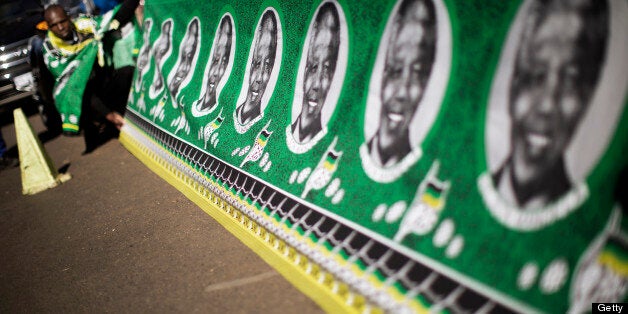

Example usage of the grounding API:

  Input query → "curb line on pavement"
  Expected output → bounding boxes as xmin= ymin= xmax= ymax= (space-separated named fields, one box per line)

xmin=119 ymin=124 xmax=375 ymax=314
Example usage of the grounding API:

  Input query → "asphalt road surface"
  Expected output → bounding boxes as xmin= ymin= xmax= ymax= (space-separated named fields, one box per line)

xmin=0 ymin=112 xmax=323 ymax=313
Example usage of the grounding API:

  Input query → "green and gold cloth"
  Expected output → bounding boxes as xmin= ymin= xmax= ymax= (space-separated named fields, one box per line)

xmin=123 ymin=0 xmax=628 ymax=311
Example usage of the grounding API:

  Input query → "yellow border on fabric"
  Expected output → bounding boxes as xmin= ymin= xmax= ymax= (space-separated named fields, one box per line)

xmin=225 ymin=187 xmax=429 ymax=313
xmin=598 ymin=252 xmax=628 ymax=276
xmin=119 ymin=126 xmax=363 ymax=313
xmin=62 ymin=123 xmax=80 ymax=131
xmin=48 ymin=31 xmax=94 ymax=55
xmin=294 ymin=227 xmax=430 ymax=314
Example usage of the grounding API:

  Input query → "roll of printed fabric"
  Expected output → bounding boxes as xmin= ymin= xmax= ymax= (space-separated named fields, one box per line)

xmin=123 ymin=0 xmax=628 ymax=312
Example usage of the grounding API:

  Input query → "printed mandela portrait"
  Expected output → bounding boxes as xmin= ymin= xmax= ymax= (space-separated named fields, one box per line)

xmin=192 ymin=13 xmax=236 ymax=117
xmin=285 ymin=1 xmax=348 ymax=154
xmin=133 ymin=18 xmax=153 ymax=92
xmin=53 ymin=60 xmax=79 ymax=98
xmin=167 ymin=17 xmax=201 ymax=104
xmin=479 ymin=0 xmax=628 ymax=231
xmin=149 ymin=19 xmax=173 ymax=99
xmin=360 ymin=0 xmax=452 ymax=183
xmin=233 ymin=8 xmax=282 ymax=134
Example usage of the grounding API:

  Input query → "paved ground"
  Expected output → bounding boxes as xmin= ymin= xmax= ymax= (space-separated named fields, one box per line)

xmin=0 ymin=111 xmax=323 ymax=313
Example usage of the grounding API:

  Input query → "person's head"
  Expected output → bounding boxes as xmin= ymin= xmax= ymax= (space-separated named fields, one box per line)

xmin=378 ymin=0 xmax=436 ymax=154
xmin=204 ymin=16 xmax=234 ymax=109
xmin=508 ymin=0 xmax=608 ymax=182
xmin=44 ymin=5 xmax=74 ymax=41
xmin=243 ymin=11 xmax=278 ymax=115
xmin=298 ymin=3 xmax=340 ymax=137
xmin=170 ymin=18 xmax=200 ymax=96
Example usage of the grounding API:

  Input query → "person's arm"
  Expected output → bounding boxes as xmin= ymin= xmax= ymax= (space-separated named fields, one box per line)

xmin=90 ymin=93 xmax=125 ymax=129
xmin=112 ymin=0 xmax=140 ymax=26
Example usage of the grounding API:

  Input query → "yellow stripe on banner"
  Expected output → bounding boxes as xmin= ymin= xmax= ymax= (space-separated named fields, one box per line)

xmin=120 ymin=121 xmax=431 ymax=314
xmin=62 ymin=123 xmax=80 ymax=131
xmin=119 ymin=125 xmax=360 ymax=314
xmin=598 ymin=252 xmax=628 ymax=277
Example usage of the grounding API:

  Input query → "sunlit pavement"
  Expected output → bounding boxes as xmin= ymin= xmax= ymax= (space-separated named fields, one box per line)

xmin=0 ymin=112 xmax=322 ymax=313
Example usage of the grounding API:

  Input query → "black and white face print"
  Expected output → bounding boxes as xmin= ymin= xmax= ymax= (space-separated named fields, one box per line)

xmin=286 ymin=0 xmax=348 ymax=154
xmin=360 ymin=0 xmax=452 ymax=183
xmin=134 ymin=18 xmax=153 ymax=92
xmin=479 ymin=0 xmax=627 ymax=231
xmin=233 ymin=8 xmax=283 ymax=134
xmin=53 ymin=60 xmax=79 ymax=98
xmin=149 ymin=19 xmax=174 ymax=99
xmin=167 ymin=17 xmax=201 ymax=105
xmin=191 ymin=13 xmax=236 ymax=117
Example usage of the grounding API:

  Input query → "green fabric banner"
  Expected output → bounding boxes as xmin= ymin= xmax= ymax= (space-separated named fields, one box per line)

xmin=46 ymin=43 xmax=97 ymax=132
xmin=125 ymin=0 xmax=628 ymax=311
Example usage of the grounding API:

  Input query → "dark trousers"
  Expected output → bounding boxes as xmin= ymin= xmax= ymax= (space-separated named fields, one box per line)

xmin=81 ymin=65 xmax=134 ymax=153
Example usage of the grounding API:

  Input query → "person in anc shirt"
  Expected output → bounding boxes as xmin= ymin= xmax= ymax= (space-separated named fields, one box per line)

xmin=43 ymin=0 xmax=139 ymax=152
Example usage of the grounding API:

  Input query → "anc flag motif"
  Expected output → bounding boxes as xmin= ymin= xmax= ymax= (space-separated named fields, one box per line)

xmin=421 ymin=181 xmax=446 ymax=210
xmin=323 ymin=151 xmax=341 ymax=172
xmin=211 ymin=115 xmax=224 ymax=129
xmin=256 ymin=129 xmax=272 ymax=147
xmin=598 ymin=236 xmax=628 ymax=277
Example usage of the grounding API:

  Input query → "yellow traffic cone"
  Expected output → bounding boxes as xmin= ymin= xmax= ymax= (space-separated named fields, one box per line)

xmin=13 ymin=108 xmax=71 ymax=195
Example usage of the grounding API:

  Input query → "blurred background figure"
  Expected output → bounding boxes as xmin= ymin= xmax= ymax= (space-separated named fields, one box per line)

xmin=93 ymin=0 xmax=121 ymax=14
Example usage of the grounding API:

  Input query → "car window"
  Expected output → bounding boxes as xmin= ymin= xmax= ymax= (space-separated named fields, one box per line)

xmin=0 ymin=1 xmax=41 ymax=45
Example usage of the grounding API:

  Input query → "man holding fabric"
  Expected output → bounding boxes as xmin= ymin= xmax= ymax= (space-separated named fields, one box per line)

xmin=43 ymin=0 xmax=139 ymax=151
